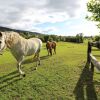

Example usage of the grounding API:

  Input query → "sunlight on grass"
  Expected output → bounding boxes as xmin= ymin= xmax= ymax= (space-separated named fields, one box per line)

xmin=0 ymin=42 xmax=100 ymax=100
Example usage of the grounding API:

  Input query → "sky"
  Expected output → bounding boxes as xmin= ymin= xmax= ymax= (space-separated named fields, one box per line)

xmin=0 ymin=0 xmax=99 ymax=36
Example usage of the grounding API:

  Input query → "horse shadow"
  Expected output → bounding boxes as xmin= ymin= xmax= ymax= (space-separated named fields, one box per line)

xmin=74 ymin=62 xmax=99 ymax=100
xmin=0 ymin=55 xmax=50 ymax=90
xmin=0 ymin=70 xmax=22 ymax=90
xmin=23 ymin=55 xmax=50 ymax=65
xmin=40 ymin=55 xmax=50 ymax=60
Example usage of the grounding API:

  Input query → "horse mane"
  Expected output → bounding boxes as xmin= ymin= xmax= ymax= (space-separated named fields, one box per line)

xmin=4 ymin=31 xmax=25 ymax=48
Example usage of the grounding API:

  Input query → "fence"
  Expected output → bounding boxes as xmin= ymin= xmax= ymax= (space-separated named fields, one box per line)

xmin=87 ymin=41 xmax=100 ymax=71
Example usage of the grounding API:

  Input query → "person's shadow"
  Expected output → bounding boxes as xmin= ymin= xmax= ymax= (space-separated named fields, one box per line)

xmin=74 ymin=62 xmax=99 ymax=100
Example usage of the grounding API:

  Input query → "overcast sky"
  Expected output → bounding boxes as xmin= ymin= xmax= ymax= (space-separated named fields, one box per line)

xmin=0 ymin=0 xmax=99 ymax=36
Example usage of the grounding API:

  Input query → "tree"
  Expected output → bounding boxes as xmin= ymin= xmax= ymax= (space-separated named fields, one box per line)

xmin=86 ymin=0 xmax=100 ymax=28
xmin=44 ymin=35 xmax=50 ymax=42
xmin=79 ymin=33 xmax=84 ymax=43
xmin=95 ymin=35 xmax=100 ymax=41
xmin=50 ymin=35 xmax=57 ymax=41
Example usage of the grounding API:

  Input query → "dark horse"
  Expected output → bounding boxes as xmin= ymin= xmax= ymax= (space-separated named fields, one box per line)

xmin=46 ymin=41 xmax=56 ymax=56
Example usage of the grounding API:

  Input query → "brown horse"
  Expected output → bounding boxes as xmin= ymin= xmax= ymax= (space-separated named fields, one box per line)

xmin=46 ymin=41 xmax=56 ymax=56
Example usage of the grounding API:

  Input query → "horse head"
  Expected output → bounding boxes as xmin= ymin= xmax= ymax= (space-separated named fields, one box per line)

xmin=0 ymin=32 xmax=6 ymax=52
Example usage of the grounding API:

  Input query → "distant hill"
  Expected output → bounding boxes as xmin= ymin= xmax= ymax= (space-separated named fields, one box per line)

xmin=0 ymin=26 xmax=43 ymax=38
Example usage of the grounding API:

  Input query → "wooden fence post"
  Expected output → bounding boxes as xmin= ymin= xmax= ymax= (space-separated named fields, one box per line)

xmin=91 ymin=62 xmax=94 ymax=72
xmin=87 ymin=41 xmax=91 ymax=63
xmin=87 ymin=42 xmax=94 ymax=71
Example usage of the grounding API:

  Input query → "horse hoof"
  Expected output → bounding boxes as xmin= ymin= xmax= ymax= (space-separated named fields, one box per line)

xmin=23 ymin=74 xmax=26 ymax=77
xmin=38 ymin=63 xmax=40 ymax=66
xmin=34 ymin=67 xmax=37 ymax=70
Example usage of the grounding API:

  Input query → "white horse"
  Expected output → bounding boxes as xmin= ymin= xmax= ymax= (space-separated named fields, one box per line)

xmin=0 ymin=31 xmax=42 ymax=77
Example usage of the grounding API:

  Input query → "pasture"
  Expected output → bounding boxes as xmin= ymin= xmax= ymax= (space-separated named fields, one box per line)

xmin=0 ymin=42 xmax=100 ymax=100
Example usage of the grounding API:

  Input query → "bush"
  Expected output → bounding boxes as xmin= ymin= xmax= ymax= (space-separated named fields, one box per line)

xmin=95 ymin=35 xmax=100 ymax=41
xmin=65 ymin=33 xmax=84 ymax=43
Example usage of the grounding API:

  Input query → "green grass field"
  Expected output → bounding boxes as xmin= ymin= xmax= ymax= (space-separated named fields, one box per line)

xmin=0 ymin=42 xmax=100 ymax=100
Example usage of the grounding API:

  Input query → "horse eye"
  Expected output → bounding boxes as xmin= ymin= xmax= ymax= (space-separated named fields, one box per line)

xmin=0 ymin=41 xmax=1 ymax=44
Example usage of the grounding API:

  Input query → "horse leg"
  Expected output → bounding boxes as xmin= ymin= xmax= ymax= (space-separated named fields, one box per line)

xmin=54 ymin=47 xmax=56 ymax=54
xmin=46 ymin=47 xmax=49 ymax=55
xmin=50 ymin=49 xmax=52 ymax=56
xmin=38 ymin=54 xmax=40 ymax=66
xmin=53 ymin=48 xmax=55 ymax=55
xmin=17 ymin=56 xmax=25 ymax=77
xmin=46 ymin=45 xmax=49 ymax=55
xmin=33 ymin=54 xmax=37 ymax=60
xmin=36 ymin=53 xmax=40 ymax=67
xmin=48 ymin=49 xmax=50 ymax=55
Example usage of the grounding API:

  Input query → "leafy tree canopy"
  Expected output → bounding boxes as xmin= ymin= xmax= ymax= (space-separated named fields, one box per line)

xmin=86 ymin=0 xmax=100 ymax=28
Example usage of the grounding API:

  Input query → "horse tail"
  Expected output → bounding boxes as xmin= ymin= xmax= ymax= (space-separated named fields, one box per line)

xmin=38 ymin=39 xmax=42 ymax=53
xmin=39 ymin=39 xmax=42 ymax=48
xmin=34 ymin=39 xmax=42 ymax=58
xmin=53 ymin=41 xmax=56 ymax=54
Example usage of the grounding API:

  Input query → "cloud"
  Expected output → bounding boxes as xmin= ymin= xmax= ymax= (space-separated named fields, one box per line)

xmin=0 ymin=0 xmax=84 ymax=29
xmin=0 ymin=0 xmax=97 ymax=36
xmin=42 ymin=27 xmax=59 ymax=34
xmin=45 ymin=0 xmax=80 ymax=17
xmin=64 ymin=20 xmax=100 ymax=36
xmin=28 ymin=26 xmax=59 ymax=34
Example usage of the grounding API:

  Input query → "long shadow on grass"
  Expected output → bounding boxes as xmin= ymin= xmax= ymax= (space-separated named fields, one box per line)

xmin=0 ymin=55 xmax=50 ymax=90
xmin=74 ymin=62 xmax=98 ymax=100
xmin=40 ymin=55 xmax=50 ymax=60
xmin=0 ymin=70 xmax=21 ymax=90
xmin=23 ymin=55 xmax=50 ymax=64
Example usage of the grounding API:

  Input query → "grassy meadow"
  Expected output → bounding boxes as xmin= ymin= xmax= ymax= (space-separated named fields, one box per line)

xmin=0 ymin=42 xmax=100 ymax=100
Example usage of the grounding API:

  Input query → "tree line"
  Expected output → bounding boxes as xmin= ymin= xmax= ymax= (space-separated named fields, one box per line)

xmin=21 ymin=32 xmax=84 ymax=43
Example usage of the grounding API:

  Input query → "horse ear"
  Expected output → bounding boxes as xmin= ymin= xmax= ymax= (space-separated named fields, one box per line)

xmin=0 ymin=32 xmax=2 ymax=37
